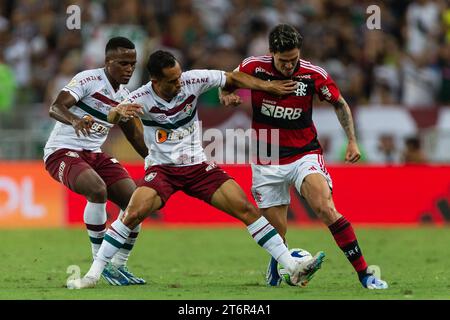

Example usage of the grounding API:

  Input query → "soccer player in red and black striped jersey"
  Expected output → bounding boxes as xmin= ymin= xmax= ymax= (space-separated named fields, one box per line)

xmin=220 ymin=24 xmax=388 ymax=289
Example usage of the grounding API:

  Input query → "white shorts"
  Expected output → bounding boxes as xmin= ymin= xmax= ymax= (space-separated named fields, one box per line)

xmin=251 ymin=154 xmax=333 ymax=208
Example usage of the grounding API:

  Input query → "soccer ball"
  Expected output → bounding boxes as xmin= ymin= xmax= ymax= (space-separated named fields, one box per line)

xmin=277 ymin=248 xmax=313 ymax=286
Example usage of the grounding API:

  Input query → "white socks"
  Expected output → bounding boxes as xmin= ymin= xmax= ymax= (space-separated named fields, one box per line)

xmin=247 ymin=216 xmax=296 ymax=273
xmin=83 ymin=202 xmax=107 ymax=259
xmin=86 ymin=219 xmax=131 ymax=280
xmin=111 ymin=210 xmax=141 ymax=267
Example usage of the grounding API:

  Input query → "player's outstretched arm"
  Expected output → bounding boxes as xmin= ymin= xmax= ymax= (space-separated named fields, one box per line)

xmin=224 ymin=71 xmax=298 ymax=96
xmin=49 ymin=91 xmax=93 ymax=137
xmin=118 ymin=117 xmax=148 ymax=159
xmin=331 ymin=95 xmax=361 ymax=163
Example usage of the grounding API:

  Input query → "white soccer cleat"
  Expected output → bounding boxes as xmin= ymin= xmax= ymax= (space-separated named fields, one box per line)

xmin=67 ymin=276 xmax=98 ymax=289
xmin=289 ymin=251 xmax=325 ymax=287
xmin=362 ymin=275 xmax=389 ymax=290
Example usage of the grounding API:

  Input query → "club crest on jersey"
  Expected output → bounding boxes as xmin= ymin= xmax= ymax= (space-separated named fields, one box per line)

xmin=144 ymin=172 xmax=157 ymax=182
xmin=65 ymin=151 xmax=79 ymax=158
xmin=183 ymin=103 xmax=194 ymax=116
xmin=295 ymin=82 xmax=308 ymax=96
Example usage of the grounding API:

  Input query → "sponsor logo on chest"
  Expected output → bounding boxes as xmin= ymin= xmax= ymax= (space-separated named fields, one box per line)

xmin=155 ymin=122 xmax=197 ymax=143
xmin=260 ymin=100 xmax=302 ymax=120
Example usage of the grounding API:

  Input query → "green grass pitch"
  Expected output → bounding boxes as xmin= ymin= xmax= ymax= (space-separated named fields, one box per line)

xmin=0 ymin=226 xmax=449 ymax=300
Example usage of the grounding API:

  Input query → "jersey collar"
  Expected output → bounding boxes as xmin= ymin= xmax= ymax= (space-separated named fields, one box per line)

xmin=102 ymin=68 xmax=123 ymax=97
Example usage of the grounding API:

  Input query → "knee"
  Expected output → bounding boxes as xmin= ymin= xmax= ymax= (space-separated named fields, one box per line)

xmin=122 ymin=209 xmax=142 ymax=224
xmin=124 ymin=190 xmax=159 ymax=223
xmin=312 ymin=201 xmax=338 ymax=225
xmin=86 ymin=182 xmax=107 ymax=202
xmin=234 ymin=200 xmax=260 ymax=225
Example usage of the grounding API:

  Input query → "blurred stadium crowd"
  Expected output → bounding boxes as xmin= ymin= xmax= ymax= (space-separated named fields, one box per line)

xmin=0 ymin=0 xmax=449 ymax=163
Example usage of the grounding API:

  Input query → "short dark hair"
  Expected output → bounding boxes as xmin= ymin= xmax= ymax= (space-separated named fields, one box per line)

xmin=105 ymin=37 xmax=135 ymax=54
xmin=269 ymin=24 xmax=303 ymax=53
xmin=146 ymin=50 xmax=177 ymax=79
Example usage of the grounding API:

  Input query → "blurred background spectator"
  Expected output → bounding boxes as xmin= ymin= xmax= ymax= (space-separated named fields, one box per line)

xmin=401 ymin=135 xmax=428 ymax=163
xmin=0 ymin=0 xmax=448 ymax=163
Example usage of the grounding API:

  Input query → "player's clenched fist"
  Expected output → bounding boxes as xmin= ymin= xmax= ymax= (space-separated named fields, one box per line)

xmin=219 ymin=92 xmax=242 ymax=107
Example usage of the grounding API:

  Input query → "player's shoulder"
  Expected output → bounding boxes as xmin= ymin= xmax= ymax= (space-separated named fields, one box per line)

xmin=128 ymin=82 xmax=153 ymax=101
xmin=299 ymin=59 xmax=328 ymax=80
xmin=72 ymin=68 xmax=102 ymax=79
xmin=70 ymin=68 xmax=105 ymax=85
xmin=182 ymin=69 xmax=221 ymax=78
xmin=241 ymin=55 xmax=273 ymax=68
xmin=181 ymin=69 xmax=222 ymax=85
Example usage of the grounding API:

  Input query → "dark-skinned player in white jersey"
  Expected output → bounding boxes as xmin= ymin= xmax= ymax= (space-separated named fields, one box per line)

xmin=45 ymin=37 xmax=147 ymax=286
xmin=220 ymin=24 xmax=387 ymax=289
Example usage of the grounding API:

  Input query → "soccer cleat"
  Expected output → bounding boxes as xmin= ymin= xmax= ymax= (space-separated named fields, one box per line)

xmin=101 ymin=262 xmax=130 ymax=286
xmin=266 ymin=257 xmax=282 ymax=286
xmin=290 ymin=251 xmax=325 ymax=287
xmin=67 ymin=276 xmax=98 ymax=289
xmin=361 ymin=275 xmax=388 ymax=289
xmin=117 ymin=265 xmax=146 ymax=285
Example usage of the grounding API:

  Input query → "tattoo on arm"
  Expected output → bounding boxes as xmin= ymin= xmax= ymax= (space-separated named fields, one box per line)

xmin=332 ymin=96 xmax=357 ymax=142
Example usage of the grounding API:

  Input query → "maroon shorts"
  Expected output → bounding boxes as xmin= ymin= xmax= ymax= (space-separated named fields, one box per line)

xmin=45 ymin=148 xmax=131 ymax=191
xmin=138 ymin=162 xmax=232 ymax=207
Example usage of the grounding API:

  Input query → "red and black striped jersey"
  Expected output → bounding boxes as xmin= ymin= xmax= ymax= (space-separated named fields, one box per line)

xmin=239 ymin=55 xmax=341 ymax=164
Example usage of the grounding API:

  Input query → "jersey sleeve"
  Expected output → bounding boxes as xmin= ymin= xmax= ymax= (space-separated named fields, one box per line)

xmin=61 ymin=70 xmax=92 ymax=102
xmin=182 ymin=70 xmax=226 ymax=96
xmin=315 ymin=73 xmax=341 ymax=103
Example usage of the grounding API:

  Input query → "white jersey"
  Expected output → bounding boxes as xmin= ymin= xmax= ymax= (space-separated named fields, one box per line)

xmin=127 ymin=69 xmax=226 ymax=167
xmin=43 ymin=68 xmax=130 ymax=161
